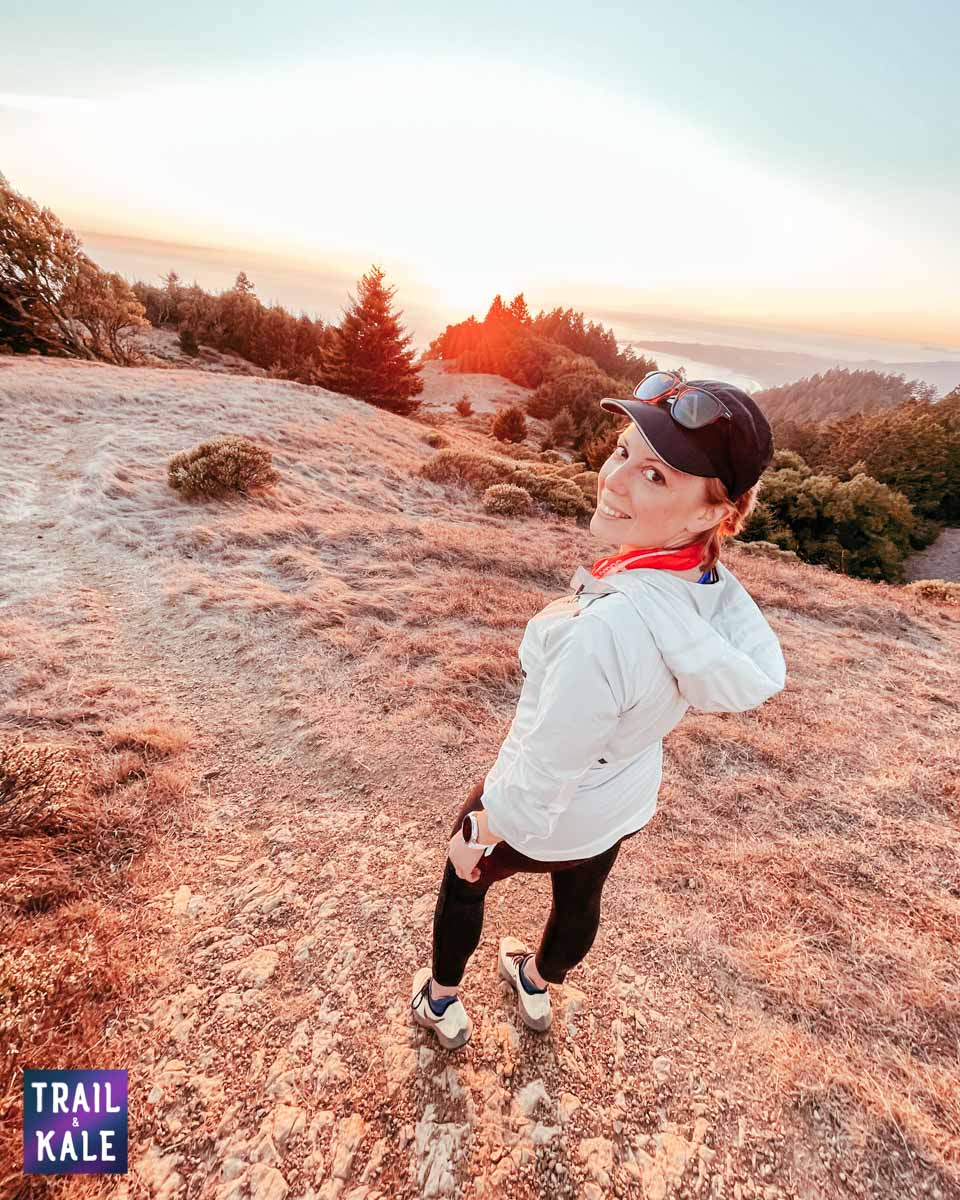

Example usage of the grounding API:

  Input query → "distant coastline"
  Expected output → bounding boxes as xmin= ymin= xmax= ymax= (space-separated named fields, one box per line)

xmin=623 ymin=338 xmax=960 ymax=396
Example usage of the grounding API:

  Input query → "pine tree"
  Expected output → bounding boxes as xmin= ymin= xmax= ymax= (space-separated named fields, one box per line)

xmin=317 ymin=265 xmax=423 ymax=414
xmin=508 ymin=293 xmax=531 ymax=324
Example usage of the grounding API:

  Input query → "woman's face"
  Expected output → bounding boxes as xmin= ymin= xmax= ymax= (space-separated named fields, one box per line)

xmin=590 ymin=423 xmax=726 ymax=551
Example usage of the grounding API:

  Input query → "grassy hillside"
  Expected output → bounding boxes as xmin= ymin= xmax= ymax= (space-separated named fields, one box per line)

xmin=1 ymin=356 xmax=958 ymax=1200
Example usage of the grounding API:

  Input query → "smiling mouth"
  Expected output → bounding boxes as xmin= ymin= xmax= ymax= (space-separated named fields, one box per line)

xmin=597 ymin=500 xmax=631 ymax=519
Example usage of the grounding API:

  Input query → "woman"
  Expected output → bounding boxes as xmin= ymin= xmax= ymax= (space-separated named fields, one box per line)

xmin=411 ymin=371 xmax=787 ymax=1050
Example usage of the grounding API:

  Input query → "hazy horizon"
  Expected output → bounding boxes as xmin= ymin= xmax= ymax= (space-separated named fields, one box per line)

xmin=3 ymin=0 xmax=959 ymax=352
xmin=72 ymin=227 xmax=960 ymax=396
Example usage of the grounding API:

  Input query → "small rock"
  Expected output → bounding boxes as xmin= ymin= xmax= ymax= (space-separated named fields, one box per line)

xmin=221 ymin=1157 xmax=246 ymax=1182
xmin=652 ymin=1055 xmax=672 ymax=1079
xmin=516 ymin=1079 xmax=551 ymax=1118
xmin=249 ymin=1164 xmax=288 ymax=1200
xmin=294 ymin=935 xmax=317 ymax=961
xmin=332 ymin=1112 xmax=367 ymax=1181
xmin=271 ymin=1104 xmax=307 ymax=1149
xmin=223 ymin=948 xmax=280 ymax=988
xmin=579 ymin=1136 xmax=614 ymax=1188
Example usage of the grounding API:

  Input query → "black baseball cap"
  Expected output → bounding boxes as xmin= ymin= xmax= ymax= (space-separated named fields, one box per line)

xmin=599 ymin=379 xmax=775 ymax=502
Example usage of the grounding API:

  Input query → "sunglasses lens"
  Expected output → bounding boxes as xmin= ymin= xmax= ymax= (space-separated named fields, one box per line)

xmin=671 ymin=388 xmax=725 ymax=428
xmin=633 ymin=372 xmax=676 ymax=401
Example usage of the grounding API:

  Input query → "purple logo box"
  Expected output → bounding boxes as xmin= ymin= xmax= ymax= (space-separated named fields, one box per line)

xmin=23 ymin=1069 xmax=128 ymax=1174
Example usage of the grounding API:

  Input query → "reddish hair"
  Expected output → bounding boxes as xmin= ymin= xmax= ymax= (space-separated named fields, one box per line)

xmin=698 ymin=474 xmax=760 ymax=573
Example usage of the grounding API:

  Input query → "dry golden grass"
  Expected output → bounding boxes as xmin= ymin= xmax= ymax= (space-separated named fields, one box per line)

xmin=1 ymin=358 xmax=958 ymax=1197
xmin=0 ymin=719 xmax=196 ymax=1193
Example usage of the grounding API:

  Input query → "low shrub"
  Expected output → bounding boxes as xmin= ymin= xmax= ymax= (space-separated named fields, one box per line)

xmin=508 ymin=468 xmax=593 ymax=520
xmin=903 ymin=579 xmax=960 ymax=606
xmin=420 ymin=449 xmax=508 ymax=493
xmin=482 ymin=483 xmax=533 ymax=516
xmin=167 ymin=435 xmax=280 ymax=500
xmin=419 ymin=448 xmax=593 ymax=522
xmin=571 ymin=469 xmax=599 ymax=497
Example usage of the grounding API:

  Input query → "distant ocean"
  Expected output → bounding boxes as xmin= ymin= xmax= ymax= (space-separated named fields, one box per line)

xmin=603 ymin=315 xmax=960 ymax=396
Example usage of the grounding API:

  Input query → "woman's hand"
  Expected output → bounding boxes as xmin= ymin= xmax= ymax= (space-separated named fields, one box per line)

xmin=447 ymin=830 xmax=486 ymax=882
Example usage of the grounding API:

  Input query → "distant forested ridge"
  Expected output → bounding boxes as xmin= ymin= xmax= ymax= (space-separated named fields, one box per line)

xmin=754 ymin=366 xmax=939 ymax=423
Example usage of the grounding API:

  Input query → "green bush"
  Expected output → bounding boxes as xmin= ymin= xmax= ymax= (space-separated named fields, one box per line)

xmin=492 ymin=404 xmax=527 ymax=443
xmin=178 ymin=326 xmax=200 ymax=357
xmin=167 ymin=435 xmax=279 ymax=500
xmin=419 ymin=449 xmax=509 ymax=493
xmin=757 ymin=456 xmax=916 ymax=582
xmin=528 ymin=358 xmax=631 ymax=428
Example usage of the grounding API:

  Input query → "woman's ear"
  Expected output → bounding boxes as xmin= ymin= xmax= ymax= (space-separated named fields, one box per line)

xmin=695 ymin=502 xmax=727 ymax=530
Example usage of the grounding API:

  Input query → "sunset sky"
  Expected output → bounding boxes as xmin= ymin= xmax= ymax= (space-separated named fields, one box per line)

xmin=2 ymin=0 xmax=958 ymax=349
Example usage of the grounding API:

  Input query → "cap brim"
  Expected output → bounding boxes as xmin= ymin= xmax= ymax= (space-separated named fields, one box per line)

xmin=599 ymin=397 xmax=718 ymax=478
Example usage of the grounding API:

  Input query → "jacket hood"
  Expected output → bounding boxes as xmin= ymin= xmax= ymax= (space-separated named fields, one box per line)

xmin=567 ymin=559 xmax=787 ymax=714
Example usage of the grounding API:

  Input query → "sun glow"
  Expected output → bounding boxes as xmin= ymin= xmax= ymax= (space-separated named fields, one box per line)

xmin=1 ymin=55 xmax=955 ymax=339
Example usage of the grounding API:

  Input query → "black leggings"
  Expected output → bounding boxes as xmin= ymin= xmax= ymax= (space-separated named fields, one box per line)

xmin=431 ymin=777 xmax=637 ymax=987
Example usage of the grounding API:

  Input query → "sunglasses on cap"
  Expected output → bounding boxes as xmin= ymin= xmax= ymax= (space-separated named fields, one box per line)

xmin=633 ymin=370 xmax=734 ymax=429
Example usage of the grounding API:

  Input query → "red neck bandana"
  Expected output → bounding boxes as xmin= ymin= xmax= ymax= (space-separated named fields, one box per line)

xmin=589 ymin=537 xmax=709 ymax=580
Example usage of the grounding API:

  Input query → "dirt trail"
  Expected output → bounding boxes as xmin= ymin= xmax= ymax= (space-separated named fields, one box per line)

xmin=4 ymin=358 xmax=956 ymax=1200
xmin=903 ymin=526 xmax=960 ymax=583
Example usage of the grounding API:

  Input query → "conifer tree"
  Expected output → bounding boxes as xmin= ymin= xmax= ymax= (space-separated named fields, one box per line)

xmin=508 ymin=293 xmax=532 ymax=324
xmin=318 ymin=265 xmax=423 ymax=414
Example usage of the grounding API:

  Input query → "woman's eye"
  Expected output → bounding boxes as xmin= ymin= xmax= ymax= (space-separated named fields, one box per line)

xmin=612 ymin=446 xmax=663 ymax=483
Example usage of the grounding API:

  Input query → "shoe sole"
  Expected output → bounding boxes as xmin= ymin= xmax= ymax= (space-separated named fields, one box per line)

xmin=498 ymin=957 xmax=553 ymax=1032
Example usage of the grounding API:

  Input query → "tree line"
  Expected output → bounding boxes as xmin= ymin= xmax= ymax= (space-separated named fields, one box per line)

xmin=423 ymin=292 xmax=656 ymax=388
xmin=0 ymin=178 xmax=423 ymax=413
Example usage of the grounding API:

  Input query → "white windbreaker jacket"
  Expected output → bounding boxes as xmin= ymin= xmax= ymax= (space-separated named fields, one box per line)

xmin=480 ymin=558 xmax=788 ymax=861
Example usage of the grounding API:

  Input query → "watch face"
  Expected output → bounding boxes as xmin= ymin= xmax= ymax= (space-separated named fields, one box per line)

xmin=461 ymin=813 xmax=475 ymax=841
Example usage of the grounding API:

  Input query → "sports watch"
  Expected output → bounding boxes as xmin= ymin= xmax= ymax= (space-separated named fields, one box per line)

xmin=461 ymin=812 xmax=497 ymax=857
